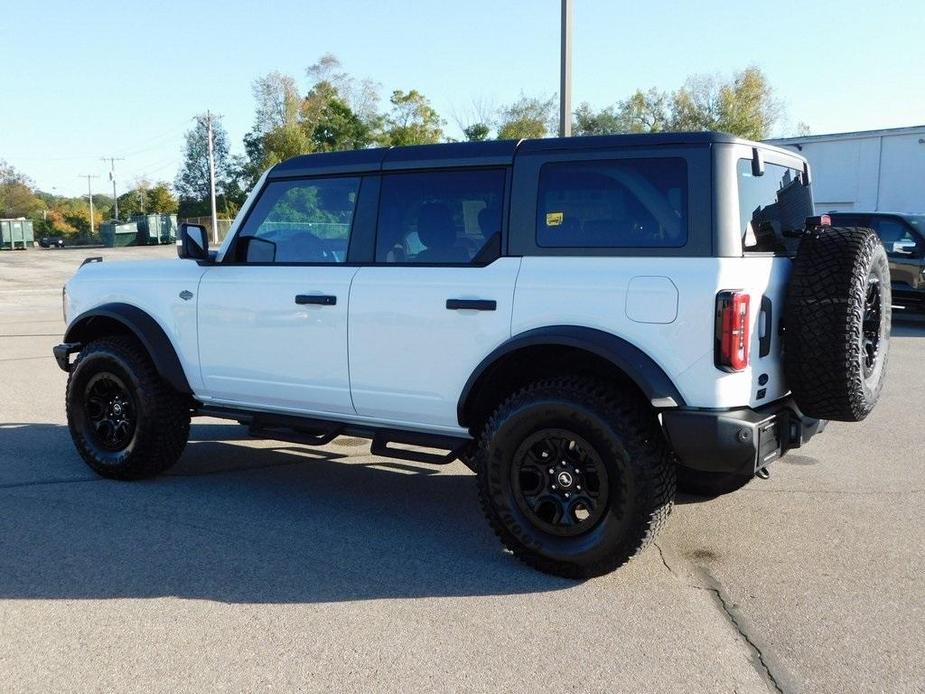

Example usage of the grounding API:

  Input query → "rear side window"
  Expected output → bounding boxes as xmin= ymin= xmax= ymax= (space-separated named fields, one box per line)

xmin=375 ymin=169 xmax=505 ymax=264
xmin=737 ymin=159 xmax=813 ymax=254
xmin=536 ymin=158 xmax=688 ymax=248
xmin=236 ymin=177 xmax=360 ymax=263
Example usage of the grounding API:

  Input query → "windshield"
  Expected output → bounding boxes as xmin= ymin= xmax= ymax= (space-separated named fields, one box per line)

xmin=737 ymin=159 xmax=814 ymax=255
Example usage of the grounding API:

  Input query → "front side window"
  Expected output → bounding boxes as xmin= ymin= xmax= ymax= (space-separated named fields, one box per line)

xmin=737 ymin=159 xmax=813 ymax=254
xmin=536 ymin=158 xmax=688 ymax=248
xmin=235 ymin=177 xmax=360 ymax=263
xmin=375 ymin=169 xmax=505 ymax=264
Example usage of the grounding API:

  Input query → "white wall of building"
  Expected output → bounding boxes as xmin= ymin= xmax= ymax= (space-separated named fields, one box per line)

xmin=767 ymin=126 xmax=925 ymax=214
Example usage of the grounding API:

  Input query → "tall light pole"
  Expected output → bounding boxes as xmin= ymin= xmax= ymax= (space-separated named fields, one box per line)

xmin=559 ymin=0 xmax=573 ymax=137
xmin=78 ymin=174 xmax=99 ymax=233
xmin=205 ymin=111 xmax=219 ymax=244
xmin=101 ymin=157 xmax=125 ymax=220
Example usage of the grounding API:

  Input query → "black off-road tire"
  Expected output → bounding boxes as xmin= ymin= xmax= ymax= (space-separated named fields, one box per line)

xmin=675 ymin=466 xmax=752 ymax=498
xmin=474 ymin=377 xmax=675 ymax=578
xmin=785 ymin=226 xmax=891 ymax=421
xmin=66 ymin=336 xmax=191 ymax=480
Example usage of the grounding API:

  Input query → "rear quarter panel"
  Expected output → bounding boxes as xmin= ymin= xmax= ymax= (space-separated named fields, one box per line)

xmin=511 ymin=256 xmax=791 ymax=409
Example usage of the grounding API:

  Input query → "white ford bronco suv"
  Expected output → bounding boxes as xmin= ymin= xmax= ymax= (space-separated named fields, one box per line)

xmin=55 ymin=133 xmax=891 ymax=578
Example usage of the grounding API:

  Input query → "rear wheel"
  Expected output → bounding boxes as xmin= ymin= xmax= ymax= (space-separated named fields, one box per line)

xmin=66 ymin=336 xmax=190 ymax=480
xmin=474 ymin=377 xmax=675 ymax=578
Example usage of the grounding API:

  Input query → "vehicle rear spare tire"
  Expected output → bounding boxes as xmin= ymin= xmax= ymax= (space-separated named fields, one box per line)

xmin=784 ymin=226 xmax=891 ymax=422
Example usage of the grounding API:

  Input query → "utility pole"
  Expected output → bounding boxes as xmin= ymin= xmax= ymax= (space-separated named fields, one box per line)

xmin=78 ymin=174 xmax=99 ymax=233
xmin=205 ymin=111 xmax=219 ymax=244
xmin=559 ymin=0 xmax=573 ymax=138
xmin=101 ymin=157 xmax=125 ymax=219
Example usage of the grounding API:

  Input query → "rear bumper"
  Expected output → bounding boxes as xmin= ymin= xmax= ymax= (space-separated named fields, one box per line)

xmin=661 ymin=398 xmax=825 ymax=476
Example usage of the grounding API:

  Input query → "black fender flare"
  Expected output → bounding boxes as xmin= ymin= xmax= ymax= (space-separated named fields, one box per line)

xmin=64 ymin=303 xmax=192 ymax=394
xmin=457 ymin=325 xmax=686 ymax=426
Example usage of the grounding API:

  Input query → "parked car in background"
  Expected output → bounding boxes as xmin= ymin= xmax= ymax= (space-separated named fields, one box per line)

xmin=39 ymin=236 xmax=66 ymax=249
xmin=828 ymin=212 xmax=925 ymax=311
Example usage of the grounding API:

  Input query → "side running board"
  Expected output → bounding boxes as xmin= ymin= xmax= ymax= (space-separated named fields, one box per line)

xmin=371 ymin=429 xmax=470 ymax=465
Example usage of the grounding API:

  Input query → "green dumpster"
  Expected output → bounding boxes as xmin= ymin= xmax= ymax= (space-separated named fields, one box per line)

xmin=0 ymin=219 xmax=27 ymax=250
xmin=133 ymin=214 xmax=178 ymax=245
xmin=100 ymin=220 xmax=139 ymax=247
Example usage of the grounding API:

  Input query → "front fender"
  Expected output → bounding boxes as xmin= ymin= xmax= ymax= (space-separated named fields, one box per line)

xmin=62 ymin=303 xmax=192 ymax=394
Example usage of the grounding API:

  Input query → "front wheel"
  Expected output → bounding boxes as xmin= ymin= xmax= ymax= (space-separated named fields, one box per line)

xmin=66 ymin=336 xmax=191 ymax=480
xmin=474 ymin=377 xmax=675 ymax=578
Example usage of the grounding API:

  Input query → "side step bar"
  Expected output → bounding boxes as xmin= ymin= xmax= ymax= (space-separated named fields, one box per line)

xmin=371 ymin=429 xmax=470 ymax=465
xmin=195 ymin=405 xmax=471 ymax=466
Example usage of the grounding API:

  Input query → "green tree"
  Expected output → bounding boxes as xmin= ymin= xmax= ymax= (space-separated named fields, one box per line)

xmin=0 ymin=160 xmax=43 ymax=218
xmin=117 ymin=181 xmax=179 ymax=218
xmin=577 ymin=67 xmax=782 ymax=140
xmin=463 ymin=123 xmax=491 ymax=141
xmin=174 ymin=113 xmax=233 ymax=204
xmin=381 ymin=89 xmax=443 ymax=146
xmin=496 ymin=94 xmax=557 ymax=140
xmin=300 ymin=81 xmax=373 ymax=152
xmin=573 ymin=103 xmax=621 ymax=136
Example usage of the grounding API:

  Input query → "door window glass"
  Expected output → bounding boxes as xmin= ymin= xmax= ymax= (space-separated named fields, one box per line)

xmin=376 ymin=169 xmax=506 ymax=264
xmin=236 ymin=177 xmax=360 ymax=263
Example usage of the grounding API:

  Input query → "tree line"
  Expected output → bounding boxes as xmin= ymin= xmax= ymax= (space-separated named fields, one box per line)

xmin=173 ymin=55 xmax=795 ymax=219
xmin=0 ymin=160 xmax=178 ymax=239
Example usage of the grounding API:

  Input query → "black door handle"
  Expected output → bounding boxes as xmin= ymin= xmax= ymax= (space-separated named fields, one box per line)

xmin=446 ymin=299 xmax=496 ymax=311
xmin=295 ymin=294 xmax=337 ymax=306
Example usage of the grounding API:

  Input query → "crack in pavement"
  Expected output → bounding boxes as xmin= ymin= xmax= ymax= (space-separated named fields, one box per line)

xmin=653 ymin=541 xmax=786 ymax=693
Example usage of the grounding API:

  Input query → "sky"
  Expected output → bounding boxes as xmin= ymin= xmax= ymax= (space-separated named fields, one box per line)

xmin=2 ymin=0 xmax=923 ymax=197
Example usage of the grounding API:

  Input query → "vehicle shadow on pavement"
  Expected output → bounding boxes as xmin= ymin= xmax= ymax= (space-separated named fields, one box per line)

xmin=0 ymin=422 xmax=574 ymax=603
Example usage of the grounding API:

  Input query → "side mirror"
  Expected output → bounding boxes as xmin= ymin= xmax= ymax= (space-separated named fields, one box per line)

xmin=177 ymin=223 xmax=209 ymax=260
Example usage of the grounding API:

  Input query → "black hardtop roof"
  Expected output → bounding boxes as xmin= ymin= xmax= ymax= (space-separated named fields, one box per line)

xmin=267 ymin=131 xmax=768 ymax=178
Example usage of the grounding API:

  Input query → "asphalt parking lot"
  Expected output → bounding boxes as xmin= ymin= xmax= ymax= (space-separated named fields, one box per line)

xmin=0 ymin=246 xmax=922 ymax=693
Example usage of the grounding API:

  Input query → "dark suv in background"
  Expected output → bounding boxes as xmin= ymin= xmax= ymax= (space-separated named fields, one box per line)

xmin=829 ymin=212 xmax=925 ymax=311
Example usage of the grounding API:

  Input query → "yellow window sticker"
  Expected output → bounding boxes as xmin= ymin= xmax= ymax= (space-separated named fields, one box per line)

xmin=546 ymin=211 xmax=564 ymax=227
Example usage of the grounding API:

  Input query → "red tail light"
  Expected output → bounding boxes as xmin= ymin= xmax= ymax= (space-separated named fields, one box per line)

xmin=716 ymin=291 xmax=750 ymax=372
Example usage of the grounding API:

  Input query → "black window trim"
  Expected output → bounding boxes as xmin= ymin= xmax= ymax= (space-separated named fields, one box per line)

xmin=369 ymin=165 xmax=511 ymax=268
xmin=220 ymin=172 xmax=374 ymax=267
